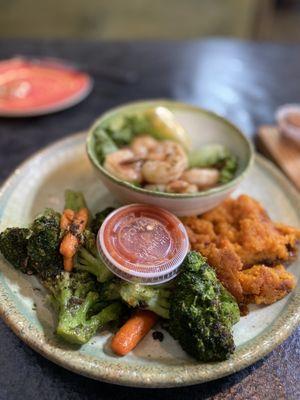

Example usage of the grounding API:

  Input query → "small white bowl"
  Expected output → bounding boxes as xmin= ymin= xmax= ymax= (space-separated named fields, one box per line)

xmin=86 ymin=100 xmax=253 ymax=216
xmin=276 ymin=103 xmax=300 ymax=147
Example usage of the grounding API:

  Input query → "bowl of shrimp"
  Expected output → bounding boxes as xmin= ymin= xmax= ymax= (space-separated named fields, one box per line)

xmin=86 ymin=100 xmax=253 ymax=216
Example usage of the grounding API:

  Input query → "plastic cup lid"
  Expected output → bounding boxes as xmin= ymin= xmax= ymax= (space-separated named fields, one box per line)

xmin=97 ymin=204 xmax=189 ymax=285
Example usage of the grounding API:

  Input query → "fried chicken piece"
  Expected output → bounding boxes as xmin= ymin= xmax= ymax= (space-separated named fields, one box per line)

xmin=182 ymin=195 xmax=300 ymax=308
xmin=201 ymin=195 xmax=300 ymax=266
xmin=238 ymin=264 xmax=296 ymax=305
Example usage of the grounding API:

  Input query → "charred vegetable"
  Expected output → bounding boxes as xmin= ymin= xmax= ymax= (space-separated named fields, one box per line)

xmin=43 ymin=271 xmax=122 ymax=345
xmin=27 ymin=208 xmax=63 ymax=279
xmin=0 ymin=209 xmax=63 ymax=279
xmin=0 ymin=228 xmax=31 ymax=272
xmin=75 ymin=230 xmax=113 ymax=282
xmin=168 ymin=251 xmax=239 ymax=361
xmin=90 ymin=207 xmax=115 ymax=235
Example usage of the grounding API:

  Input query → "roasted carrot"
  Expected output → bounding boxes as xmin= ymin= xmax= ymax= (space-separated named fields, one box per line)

xmin=111 ymin=310 xmax=158 ymax=356
xmin=60 ymin=232 xmax=79 ymax=257
xmin=59 ymin=207 xmax=89 ymax=272
xmin=60 ymin=209 xmax=75 ymax=230
xmin=63 ymin=257 xmax=74 ymax=272
xmin=72 ymin=207 xmax=89 ymax=234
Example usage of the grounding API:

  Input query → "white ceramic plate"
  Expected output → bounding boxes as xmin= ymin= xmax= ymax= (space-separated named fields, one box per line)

xmin=0 ymin=133 xmax=299 ymax=387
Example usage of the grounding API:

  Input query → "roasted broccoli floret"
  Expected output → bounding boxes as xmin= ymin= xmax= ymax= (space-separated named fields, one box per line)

xmin=0 ymin=227 xmax=31 ymax=272
xmin=27 ymin=208 xmax=63 ymax=279
xmin=90 ymin=207 xmax=115 ymax=235
xmin=0 ymin=208 xmax=63 ymax=278
xmin=43 ymin=271 xmax=122 ymax=345
xmin=119 ymin=282 xmax=170 ymax=319
xmin=99 ymin=279 xmax=170 ymax=319
xmin=75 ymin=230 xmax=113 ymax=282
xmin=98 ymin=278 xmax=124 ymax=301
xmin=169 ymin=251 xmax=240 ymax=362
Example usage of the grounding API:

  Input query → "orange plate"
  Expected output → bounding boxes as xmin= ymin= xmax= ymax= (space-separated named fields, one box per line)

xmin=0 ymin=57 xmax=93 ymax=117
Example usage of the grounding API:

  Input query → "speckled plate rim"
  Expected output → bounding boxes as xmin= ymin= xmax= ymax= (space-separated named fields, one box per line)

xmin=0 ymin=133 xmax=299 ymax=388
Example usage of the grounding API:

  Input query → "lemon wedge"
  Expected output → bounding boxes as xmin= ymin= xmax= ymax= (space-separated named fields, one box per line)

xmin=146 ymin=106 xmax=191 ymax=151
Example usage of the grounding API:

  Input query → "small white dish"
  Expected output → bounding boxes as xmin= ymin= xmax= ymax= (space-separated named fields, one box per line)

xmin=276 ymin=103 xmax=300 ymax=147
xmin=86 ymin=100 xmax=254 ymax=216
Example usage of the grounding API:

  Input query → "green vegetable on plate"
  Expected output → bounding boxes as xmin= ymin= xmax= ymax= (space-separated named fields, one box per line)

xmin=43 ymin=271 xmax=122 ymax=345
xmin=169 ymin=251 xmax=239 ymax=361
xmin=0 ymin=190 xmax=240 ymax=360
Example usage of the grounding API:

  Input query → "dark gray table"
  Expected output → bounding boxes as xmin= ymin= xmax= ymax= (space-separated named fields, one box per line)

xmin=0 ymin=39 xmax=299 ymax=400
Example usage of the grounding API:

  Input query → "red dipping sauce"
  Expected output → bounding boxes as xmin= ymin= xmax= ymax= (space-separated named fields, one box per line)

xmin=98 ymin=204 xmax=189 ymax=284
xmin=0 ymin=57 xmax=92 ymax=116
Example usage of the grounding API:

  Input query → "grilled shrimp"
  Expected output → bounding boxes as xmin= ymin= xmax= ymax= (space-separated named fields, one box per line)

xmin=181 ymin=168 xmax=219 ymax=189
xmin=166 ymin=180 xmax=198 ymax=194
xmin=104 ymin=149 xmax=143 ymax=183
xmin=131 ymin=135 xmax=158 ymax=158
xmin=142 ymin=141 xmax=188 ymax=184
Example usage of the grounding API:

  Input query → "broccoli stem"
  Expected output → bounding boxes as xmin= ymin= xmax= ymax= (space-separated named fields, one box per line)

xmin=149 ymin=303 xmax=170 ymax=319
xmin=90 ymin=302 xmax=122 ymax=329
xmin=75 ymin=247 xmax=113 ymax=283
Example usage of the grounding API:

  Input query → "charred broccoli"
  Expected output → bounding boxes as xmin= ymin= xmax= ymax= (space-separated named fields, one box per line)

xmin=0 ymin=227 xmax=31 ymax=272
xmin=75 ymin=230 xmax=113 ymax=282
xmin=27 ymin=208 xmax=63 ymax=279
xmin=169 ymin=251 xmax=239 ymax=362
xmin=119 ymin=282 xmax=170 ymax=318
xmin=90 ymin=207 xmax=115 ymax=235
xmin=0 ymin=208 xmax=62 ymax=278
xmin=99 ymin=279 xmax=170 ymax=318
xmin=43 ymin=271 xmax=122 ymax=345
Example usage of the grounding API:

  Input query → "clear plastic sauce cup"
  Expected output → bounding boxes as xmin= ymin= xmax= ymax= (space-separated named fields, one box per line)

xmin=97 ymin=204 xmax=189 ymax=285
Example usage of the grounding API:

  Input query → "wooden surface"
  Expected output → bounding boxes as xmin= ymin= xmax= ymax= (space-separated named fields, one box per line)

xmin=258 ymin=125 xmax=300 ymax=190
xmin=0 ymin=38 xmax=299 ymax=400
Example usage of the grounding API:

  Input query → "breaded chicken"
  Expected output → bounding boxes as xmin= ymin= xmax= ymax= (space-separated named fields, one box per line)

xmin=239 ymin=264 xmax=296 ymax=305
xmin=183 ymin=195 xmax=300 ymax=308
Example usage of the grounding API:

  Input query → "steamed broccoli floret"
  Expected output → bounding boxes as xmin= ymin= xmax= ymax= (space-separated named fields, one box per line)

xmin=43 ymin=271 xmax=122 ymax=345
xmin=91 ymin=207 xmax=115 ymax=235
xmin=75 ymin=230 xmax=113 ymax=282
xmin=169 ymin=251 xmax=240 ymax=362
xmin=27 ymin=208 xmax=63 ymax=279
xmin=0 ymin=227 xmax=31 ymax=272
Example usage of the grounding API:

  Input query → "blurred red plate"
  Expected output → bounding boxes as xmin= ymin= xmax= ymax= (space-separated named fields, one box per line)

xmin=0 ymin=57 xmax=93 ymax=117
